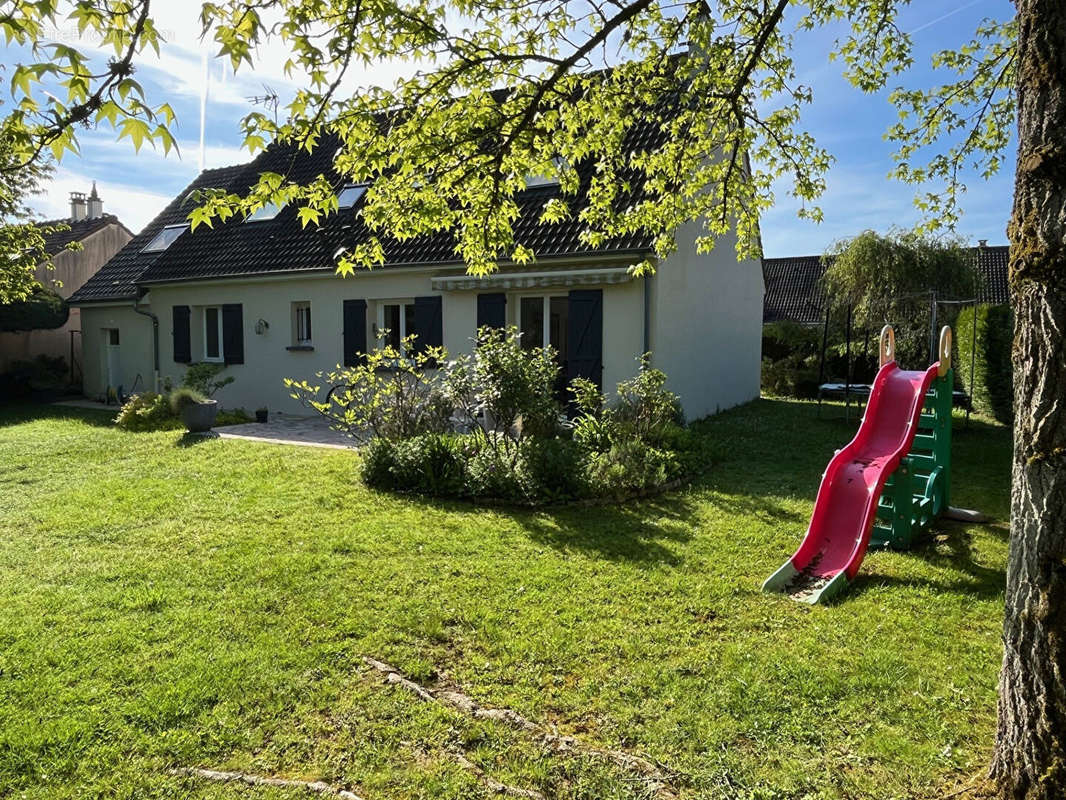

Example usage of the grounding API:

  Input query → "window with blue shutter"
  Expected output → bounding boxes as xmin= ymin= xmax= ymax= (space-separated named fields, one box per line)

xmin=222 ymin=303 xmax=244 ymax=364
xmin=476 ymin=293 xmax=506 ymax=331
xmin=566 ymin=289 xmax=603 ymax=389
xmin=413 ymin=295 xmax=443 ymax=360
xmin=343 ymin=299 xmax=367 ymax=366
xmin=172 ymin=305 xmax=191 ymax=363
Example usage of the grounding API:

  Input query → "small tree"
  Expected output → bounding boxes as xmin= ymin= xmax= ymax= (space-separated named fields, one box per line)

xmin=444 ymin=326 xmax=560 ymax=460
xmin=821 ymin=230 xmax=981 ymax=369
xmin=182 ymin=362 xmax=234 ymax=398
xmin=287 ymin=334 xmax=450 ymax=441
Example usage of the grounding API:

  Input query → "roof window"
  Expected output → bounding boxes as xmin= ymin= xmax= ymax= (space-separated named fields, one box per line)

xmin=336 ymin=184 xmax=367 ymax=209
xmin=245 ymin=201 xmax=284 ymax=222
xmin=141 ymin=224 xmax=188 ymax=253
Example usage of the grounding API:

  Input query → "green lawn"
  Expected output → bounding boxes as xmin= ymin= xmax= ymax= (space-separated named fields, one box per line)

xmin=0 ymin=400 xmax=1010 ymax=800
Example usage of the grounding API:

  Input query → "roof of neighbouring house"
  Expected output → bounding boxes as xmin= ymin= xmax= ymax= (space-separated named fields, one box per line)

xmin=71 ymin=95 xmax=678 ymax=303
xmin=35 ymin=213 xmax=131 ymax=256
xmin=761 ymin=245 xmax=1010 ymax=324
xmin=69 ymin=165 xmax=247 ymax=303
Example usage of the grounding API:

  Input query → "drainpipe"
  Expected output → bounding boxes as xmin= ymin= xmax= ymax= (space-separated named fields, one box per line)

xmin=642 ymin=272 xmax=651 ymax=357
xmin=132 ymin=299 xmax=160 ymax=392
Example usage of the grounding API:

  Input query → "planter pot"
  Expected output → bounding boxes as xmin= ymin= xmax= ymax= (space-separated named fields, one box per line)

xmin=181 ymin=399 xmax=219 ymax=433
xmin=255 ymin=409 xmax=269 ymax=423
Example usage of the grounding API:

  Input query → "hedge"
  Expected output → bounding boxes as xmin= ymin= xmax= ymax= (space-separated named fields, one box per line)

xmin=956 ymin=303 xmax=1013 ymax=424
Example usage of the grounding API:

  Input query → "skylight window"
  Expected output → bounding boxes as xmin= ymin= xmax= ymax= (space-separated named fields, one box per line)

xmin=525 ymin=156 xmax=567 ymax=188
xmin=336 ymin=184 xmax=367 ymax=209
xmin=141 ymin=224 xmax=188 ymax=253
xmin=245 ymin=201 xmax=284 ymax=222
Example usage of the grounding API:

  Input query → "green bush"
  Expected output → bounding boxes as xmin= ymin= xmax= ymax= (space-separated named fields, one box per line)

xmin=957 ymin=304 xmax=1013 ymax=423
xmin=586 ymin=439 xmax=680 ymax=494
xmin=115 ymin=393 xmax=181 ymax=432
xmin=169 ymin=387 xmax=207 ymax=415
xmin=182 ymin=362 xmax=234 ymax=398
xmin=361 ymin=434 xmax=467 ymax=496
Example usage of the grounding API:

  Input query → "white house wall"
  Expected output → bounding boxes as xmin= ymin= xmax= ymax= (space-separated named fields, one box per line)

xmin=142 ymin=269 xmax=649 ymax=415
xmin=79 ymin=304 xmax=156 ymax=398
xmin=649 ymin=222 xmax=763 ymax=420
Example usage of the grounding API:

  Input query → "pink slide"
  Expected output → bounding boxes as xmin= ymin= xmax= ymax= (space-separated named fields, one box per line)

xmin=762 ymin=358 xmax=941 ymax=603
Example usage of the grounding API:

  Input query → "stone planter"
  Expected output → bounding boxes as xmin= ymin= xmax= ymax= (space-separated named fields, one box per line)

xmin=181 ymin=399 xmax=219 ymax=433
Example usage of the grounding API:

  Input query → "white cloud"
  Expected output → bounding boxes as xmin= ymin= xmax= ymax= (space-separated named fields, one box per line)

xmin=30 ymin=167 xmax=176 ymax=233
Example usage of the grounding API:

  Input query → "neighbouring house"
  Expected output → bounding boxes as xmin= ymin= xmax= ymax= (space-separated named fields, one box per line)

xmin=70 ymin=134 xmax=763 ymax=419
xmin=0 ymin=185 xmax=133 ymax=377
xmin=762 ymin=242 xmax=1010 ymax=326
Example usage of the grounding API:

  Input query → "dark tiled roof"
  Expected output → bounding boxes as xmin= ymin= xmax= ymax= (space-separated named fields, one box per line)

xmin=974 ymin=245 xmax=1009 ymax=304
xmin=69 ymin=165 xmax=246 ymax=303
xmin=762 ymin=255 xmax=830 ymax=324
xmin=35 ymin=213 xmax=129 ymax=256
xmin=762 ymin=245 xmax=1010 ymax=324
xmin=132 ymin=132 xmax=659 ymax=288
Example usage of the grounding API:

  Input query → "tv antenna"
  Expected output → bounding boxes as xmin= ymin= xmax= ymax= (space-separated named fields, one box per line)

xmin=248 ymin=85 xmax=280 ymax=124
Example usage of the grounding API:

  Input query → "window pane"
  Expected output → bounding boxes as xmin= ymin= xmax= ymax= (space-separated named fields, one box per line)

xmin=404 ymin=303 xmax=415 ymax=352
xmin=549 ymin=296 xmax=568 ymax=357
xmin=142 ymin=224 xmax=187 ymax=253
xmin=246 ymin=201 xmax=283 ymax=222
xmin=520 ymin=297 xmax=544 ymax=350
xmin=107 ymin=328 xmax=120 ymax=346
xmin=205 ymin=307 xmax=220 ymax=359
xmin=383 ymin=304 xmax=400 ymax=351
xmin=336 ymin=184 xmax=366 ymax=209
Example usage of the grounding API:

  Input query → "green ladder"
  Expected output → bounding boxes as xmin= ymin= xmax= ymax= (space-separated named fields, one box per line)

xmin=871 ymin=368 xmax=953 ymax=550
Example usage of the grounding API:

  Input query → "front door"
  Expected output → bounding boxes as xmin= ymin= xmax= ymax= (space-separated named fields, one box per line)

xmin=102 ymin=328 xmax=121 ymax=389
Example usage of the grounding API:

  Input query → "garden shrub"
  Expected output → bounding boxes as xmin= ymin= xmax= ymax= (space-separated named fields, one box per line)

xmin=182 ymin=362 xmax=234 ymax=397
xmin=114 ymin=392 xmax=181 ymax=432
xmin=447 ymin=326 xmax=561 ymax=443
xmin=585 ymin=439 xmax=680 ymax=494
xmin=957 ymin=303 xmax=1013 ymax=423
xmin=169 ymin=387 xmax=207 ymax=414
xmin=288 ymin=334 xmax=450 ymax=441
xmin=312 ymin=336 xmax=700 ymax=505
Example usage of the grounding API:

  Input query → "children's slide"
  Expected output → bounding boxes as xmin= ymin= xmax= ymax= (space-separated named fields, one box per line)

xmin=763 ymin=326 xmax=950 ymax=604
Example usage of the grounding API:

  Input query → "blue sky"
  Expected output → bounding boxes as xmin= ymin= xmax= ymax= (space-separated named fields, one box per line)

xmin=19 ymin=0 xmax=1015 ymax=257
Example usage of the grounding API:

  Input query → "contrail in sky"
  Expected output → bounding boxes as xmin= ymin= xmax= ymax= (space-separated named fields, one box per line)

xmin=909 ymin=0 xmax=987 ymax=35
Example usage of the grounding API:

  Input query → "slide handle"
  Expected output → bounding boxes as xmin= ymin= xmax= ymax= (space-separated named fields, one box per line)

xmin=879 ymin=325 xmax=896 ymax=367
xmin=938 ymin=326 xmax=952 ymax=377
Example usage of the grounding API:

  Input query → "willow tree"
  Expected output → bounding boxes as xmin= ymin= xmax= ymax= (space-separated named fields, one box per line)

xmin=2 ymin=0 xmax=1062 ymax=796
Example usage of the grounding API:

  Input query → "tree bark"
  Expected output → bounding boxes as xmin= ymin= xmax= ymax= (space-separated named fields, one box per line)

xmin=989 ymin=2 xmax=1066 ymax=798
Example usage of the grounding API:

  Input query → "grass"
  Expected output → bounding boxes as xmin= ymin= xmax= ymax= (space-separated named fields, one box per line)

xmin=0 ymin=399 xmax=1010 ymax=800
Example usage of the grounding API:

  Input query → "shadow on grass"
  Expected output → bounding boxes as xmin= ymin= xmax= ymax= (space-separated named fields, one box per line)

xmin=850 ymin=521 xmax=1007 ymax=600
xmin=505 ymin=493 xmax=699 ymax=564
xmin=175 ymin=431 xmax=220 ymax=448
xmin=0 ymin=402 xmax=116 ymax=429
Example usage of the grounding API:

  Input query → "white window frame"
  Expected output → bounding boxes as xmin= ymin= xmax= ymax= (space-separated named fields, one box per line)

xmin=375 ymin=300 xmax=416 ymax=358
xmin=203 ymin=306 xmax=224 ymax=362
xmin=517 ymin=294 xmax=567 ymax=349
xmin=141 ymin=224 xmax=188 ymax=253
xmin=292 ymin=301 xmax=313 ymax=346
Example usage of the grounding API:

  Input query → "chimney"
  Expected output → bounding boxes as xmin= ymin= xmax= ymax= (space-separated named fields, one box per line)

xmin=70 ymin=191 xmax=87 ymax=221
xmin=978 ymin=239 xmax=988 ymax=248
xmin=87 ymin=181 xmax=103 ymax=219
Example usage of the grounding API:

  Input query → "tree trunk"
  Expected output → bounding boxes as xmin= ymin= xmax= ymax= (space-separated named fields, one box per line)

xmin=989 ymin=2 xmax=1066 ymax=799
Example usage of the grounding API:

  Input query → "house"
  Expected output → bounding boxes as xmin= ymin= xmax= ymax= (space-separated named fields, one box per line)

xmin=762 ymin=243 xmax=1010 ymax=326
xmin=0 ymin=185 xmax=132 ymax=377
xmin=69 ymin=135 xmax=763 ymax=420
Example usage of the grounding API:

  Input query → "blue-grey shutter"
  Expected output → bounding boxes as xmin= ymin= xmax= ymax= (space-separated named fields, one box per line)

xmin=413 ymin=295 xmax=443 ymax=358
xmin=476 ymin=293 xmax=506 ymax=330
xmin=343 ymin=299 xmax=367 ymax=366
xmin=566 ymin=289 xmax=603 ymax=389
xmin=172 ymin=305 xmax=191 ymax=363
xmin=222 ymin=303 xmax=244 ymax=364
